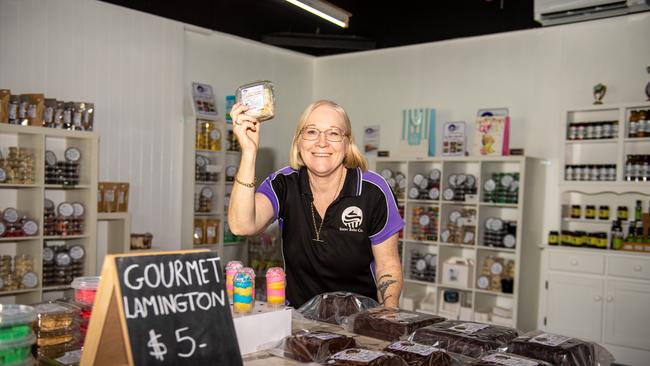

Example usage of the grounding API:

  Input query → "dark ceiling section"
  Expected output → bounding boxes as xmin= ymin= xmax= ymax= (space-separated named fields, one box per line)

xmin=100 ymin=0 xmax=540 ymax=56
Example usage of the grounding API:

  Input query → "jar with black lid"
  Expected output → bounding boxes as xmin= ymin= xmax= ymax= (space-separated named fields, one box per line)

xmin=548 ymin=231 xmax=559 ymax=246
xmin=598 ymin=205 xmax=609 ymax=220
xmin=585 ymin=205 xmax=596 ymax=220
xmin=570 ymin=205 xmax=581 ymax=219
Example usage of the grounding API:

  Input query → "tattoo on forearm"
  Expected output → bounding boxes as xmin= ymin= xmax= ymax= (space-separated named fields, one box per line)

xmin=377 ymin=274 xmax=397 ymax=305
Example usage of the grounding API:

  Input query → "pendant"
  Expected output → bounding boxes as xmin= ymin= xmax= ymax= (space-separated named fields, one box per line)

xmin=312 ymin=238 xmax=325 ymax=244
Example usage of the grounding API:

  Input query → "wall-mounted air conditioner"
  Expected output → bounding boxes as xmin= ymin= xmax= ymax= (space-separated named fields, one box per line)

xmin=534 ymin=0 xmax=650 ymax=25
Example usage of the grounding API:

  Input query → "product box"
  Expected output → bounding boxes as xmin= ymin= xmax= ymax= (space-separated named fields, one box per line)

xmin=400 ymin=108 xmax=436 ymax=158
xmin=442 ymin=121 xmax=466 ymax=156
xmin=474 ymin=108 xmax=510 ymax=156
xmin=0 ymin=89 xmax=10 ymax=123
xmin=442 ymin=256 xmax=473 ymax=288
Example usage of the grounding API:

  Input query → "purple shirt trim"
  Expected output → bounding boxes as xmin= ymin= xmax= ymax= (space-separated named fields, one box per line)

xmin=362 ymin=170 xmax=405 ymax=245
xmin=256 ymin=166 xmax=297 ymax=219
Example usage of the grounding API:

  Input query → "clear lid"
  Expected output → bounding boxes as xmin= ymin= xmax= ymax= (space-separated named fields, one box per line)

xmin=0 ymin=305 xmax=36 ymax=327
xmin=235 ymin=80 xmax=275 ymax=122
xmin=71 ymin=276 xmax=100 ymax=290
xmin=0 ymin=332 xmax=36 ymax=350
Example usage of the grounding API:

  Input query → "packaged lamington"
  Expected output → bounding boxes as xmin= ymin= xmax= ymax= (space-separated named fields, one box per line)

xmin=325 ymin=348 xmax=408 ymax=366
xmin=282 ymin=330 xmax=357 ymax=363
xmin=410 ymin=321 xmax=518 ymax=358
xmin=235 ymin=80 xmax=275 ymax=121
xmin=297 ymin=291 xmax=379 ymax=325
xmin=383 ymin=340 xmax=453 ymax=366
xmin=473 ymin=351 xmax=553 ymax=366
xmin=506 ymin=331 xmax=614 ymax=366
xmin=350 ymin=307 xmax=446 ymax=342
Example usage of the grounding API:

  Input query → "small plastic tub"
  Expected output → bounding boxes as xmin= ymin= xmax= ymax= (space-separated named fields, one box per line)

xmin=0 ymin=305 xmax=36 ymax=342
xmin=71 ymin=276 xmax=100 ymax=306
xmin=0 ymin=333 xmax=36 ymax=365
xmin=235 ymin=80 xmax=275 ymax=122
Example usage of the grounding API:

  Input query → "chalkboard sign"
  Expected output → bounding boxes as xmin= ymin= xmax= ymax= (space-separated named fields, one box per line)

xmin=81 ymin=250 xmax=242 ymax=366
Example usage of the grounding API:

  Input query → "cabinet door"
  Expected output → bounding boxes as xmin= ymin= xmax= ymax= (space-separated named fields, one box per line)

xmin=546 ymin=273 xmax=603 ymax=342
xmin=605 ymin=280 xmax=650 ymax=351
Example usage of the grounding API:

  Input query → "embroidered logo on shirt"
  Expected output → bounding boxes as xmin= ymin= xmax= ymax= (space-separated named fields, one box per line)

xmin=340 ymin=206 xmax=364 ymax=232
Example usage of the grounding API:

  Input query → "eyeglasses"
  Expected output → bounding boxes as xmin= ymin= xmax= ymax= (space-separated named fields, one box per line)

xmin=301 ymin=127 xmax=347 ymax=142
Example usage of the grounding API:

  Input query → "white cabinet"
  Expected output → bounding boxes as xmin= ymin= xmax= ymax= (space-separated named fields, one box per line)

xmin=604 ymin=279 xmax=650 ymax=351
xmin=372 ymin=156 xmax=546 ymax=331
xmin=543 ymin=248 xmax=650 ymax=365
xmin=546 ymin=273 xmax=603 ymax=342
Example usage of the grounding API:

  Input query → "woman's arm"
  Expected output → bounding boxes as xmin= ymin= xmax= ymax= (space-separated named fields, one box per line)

xmin=371 ymin=233 xmax=403 ymax=307
xmin=227 ymin=103 xmax=275 ymax=236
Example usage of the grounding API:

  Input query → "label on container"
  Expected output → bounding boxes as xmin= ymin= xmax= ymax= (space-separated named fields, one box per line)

xmin=387 ymin=341 xmax=439 ymax=356
xmin=481 ymin=354 xmax=538 ymax=366
xmin=491 ymin=262 xmax=504 ymax=275
xmin=329 ymin=349 xmax=382 ymax=363
xmin=240 ymin=84 xmax=265 ymax=109
xmin=22 ymin=272 xmax=38 ymax=288
xmin=449 ymin=322 xmax=489 ymax=334
xmin=207 ymin=227 xmax=216 ymax=238
xmin=477 ymin=276 xmax=490 ymax=289
xmin=3 ymin=208 xmax=18 ymax=223
xmin=378 ymin=311 xmax=419 ymax=322
xmin=43 ymin=247 xmax=55 ymax=262
xmin=22 ymin=220 xmax=38 ymax=236
xmin=56 ymin=349 xmax=82 ymax=364
xmin=419 ymin=215 xmax=430 ymax=227
xmin=69 ymin=245 xmax=85 ymax=260
xmin=72 ymin=202 xmax=85 ymax=217
xmin=0 ymin=168 xmax=6 ymax=182
xmin=309 ymin=332 xmax=345 ymax=341
xmin=529 ymin=333 xmax=571 ymax=347
xmin=65 ymin=147 xmax=81 ymax=162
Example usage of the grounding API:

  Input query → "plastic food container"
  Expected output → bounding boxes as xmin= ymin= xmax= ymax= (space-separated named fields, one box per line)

xmin=0 ymin=305 xmax=36 ymax=342
xmin=35 ymin=328 xmax=74 ymax=347
xmin=33 ymin=302 xmax=77 ymax=332
xmin=0 ymin=334 xmax=36 ymax=366
xmin=235 ymin=80 xmax=275 ymax=121
xmin=71 ymin=276 xmax=100 ymax=306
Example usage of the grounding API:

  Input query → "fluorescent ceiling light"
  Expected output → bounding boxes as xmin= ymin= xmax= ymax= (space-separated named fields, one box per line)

xmin=285 ymin=0 xmax=352 ymax=28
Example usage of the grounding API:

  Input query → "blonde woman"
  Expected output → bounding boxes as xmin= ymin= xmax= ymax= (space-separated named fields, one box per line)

xmin=228 ymin=100 xmax=403 ymax=308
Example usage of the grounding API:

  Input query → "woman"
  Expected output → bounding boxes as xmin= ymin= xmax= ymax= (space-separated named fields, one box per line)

xmin=228 ymin=100 xmax=404 ymax=308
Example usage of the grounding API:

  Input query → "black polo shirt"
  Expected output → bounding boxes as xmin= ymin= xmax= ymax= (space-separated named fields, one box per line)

xmin=257 ymin=166 xmax=404 ymax=307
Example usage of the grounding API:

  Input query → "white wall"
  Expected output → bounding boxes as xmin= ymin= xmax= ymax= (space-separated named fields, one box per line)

xmin=311 ymin=12 xmax=650 ymax=239
xmin=0 ymin=0 xmax=185 ymax=249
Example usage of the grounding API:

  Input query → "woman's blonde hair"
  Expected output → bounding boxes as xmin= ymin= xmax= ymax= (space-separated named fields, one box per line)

xmin=289 ymin=100 xmax=368 ymax=171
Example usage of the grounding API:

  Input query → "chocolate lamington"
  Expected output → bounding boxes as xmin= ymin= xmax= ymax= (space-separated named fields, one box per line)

xmin=352 ymin=307 xmax=446 ymax=341
xmin=411 ymin=321 xmax=518 ymax=358
xmin=298 ymin=292 xmax=379 ymax=324
xmin=284 ymin=330 xmax=357 ymax=362
xmin=383 ymin=341 xmax=453 ymax=366
xmin=472 ymin=352 xmax=553 ymax=366
xmin=506 ymin=332 xmax=610 ymax=366
xmin=325 ymin=348 xmax=408 ymax=366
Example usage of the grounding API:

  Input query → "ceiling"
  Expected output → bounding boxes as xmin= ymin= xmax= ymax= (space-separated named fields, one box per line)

xmin=101 ymin=0 xmax=541 ymax=56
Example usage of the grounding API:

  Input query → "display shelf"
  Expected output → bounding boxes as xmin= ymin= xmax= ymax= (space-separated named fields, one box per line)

xmin=0 ymin=123 xmax=98 ymax=304
xmin=477 ymin=246 xmax=517 ymax=253
xmin=43 ymin=234 xmax=89 ymax=240
xmin=479 ymin=202 xmax=518 ymax=208
xmin=474 ymin=289 xmax=514 ymax=298
xmin=42 ymin=285 xmax=72 ymax=292
xmin=624 ymin=137 xmax=650 ymax=143
xmin=0 ymin=289 xmax=39 ymax=296
xmin=374 ymin=156 xmax=545 ymax=330
xmin=0 ymin=236 xmax=40 ymax=242
xmin=0 ymin=183 xmax=41 ymax=189
xmin=565 ymin=139 xmax=617 ymax=145
xmin=43 ymin=184 xmax=91 ymax=190
xmin=438 ymin=283 xmax=473 ymax=292
xmin=182 ymin=88 xmax=244 ymax=262
xmin=404 ymin=279 xmax=437 ymax=286
xmin=438 ymin=242 xmax=476 ymax=250
xmin=539 ymin=102 xmax=650 ymax=365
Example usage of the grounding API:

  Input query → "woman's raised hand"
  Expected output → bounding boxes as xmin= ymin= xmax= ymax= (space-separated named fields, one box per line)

xmin=230 ymin=102 xmax=261 ymax=155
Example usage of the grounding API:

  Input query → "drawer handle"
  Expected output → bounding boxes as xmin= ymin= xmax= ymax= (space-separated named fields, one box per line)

xmin=606 ymin=295 xmax=614 ymax=303
xmin=634 ymin=265 xmax=642 ymax=272
xmin=570 ymin=259 xmax=579 ymax=266
xmin=593 ymin=295 xmax=602 ymax=302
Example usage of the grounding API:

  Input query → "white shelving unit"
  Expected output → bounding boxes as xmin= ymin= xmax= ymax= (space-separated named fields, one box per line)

xmin=0 ymin=124 xmax=98 ymax=304
xmin=372 ymin=155 xmax=546 ymax=331
xmin=539 ymin=102 xmax=650 ymax=366
xmin=181 ymin=84 xmax=246 ymax=260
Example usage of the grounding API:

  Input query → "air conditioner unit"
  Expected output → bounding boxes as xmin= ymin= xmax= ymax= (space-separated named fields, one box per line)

xmin=535 ymin=0 xmax=650 ymax=25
